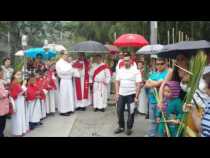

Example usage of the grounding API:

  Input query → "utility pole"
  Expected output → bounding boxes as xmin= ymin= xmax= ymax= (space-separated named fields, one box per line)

xmin=8 ymin=31 xmax=11 ymax=55
xmin=167 ymin=30 xmax=170 ymax=44
xmin=172 ymin=28 xmax=175 ymax=44
xmin=150 ymin=21 xmax=158 ymax=44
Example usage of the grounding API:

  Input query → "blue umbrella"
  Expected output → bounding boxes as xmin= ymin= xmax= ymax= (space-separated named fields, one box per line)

xmin=24 ymin=48 xmax=56 ymax=60
xmin=43 ymin=50 xmax=56 ymax=60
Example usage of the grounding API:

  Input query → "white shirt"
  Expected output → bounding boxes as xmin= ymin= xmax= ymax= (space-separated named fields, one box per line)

xmin=116 ymin=59 xmax=137 ymax=74
xmin=1 ymin=65 xmax=14 ymax=84
xmin=116 ymin=66 xmax=142 ymax=96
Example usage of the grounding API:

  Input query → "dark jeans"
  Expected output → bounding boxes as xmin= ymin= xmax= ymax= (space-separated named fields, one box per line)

xmin=0 ymin=115 xmax=6 ymax=137
xmin=117 ymin=94 xmax=136 ymax=129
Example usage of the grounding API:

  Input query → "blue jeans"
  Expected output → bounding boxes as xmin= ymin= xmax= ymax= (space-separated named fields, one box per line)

xmin=147 ymin=103 xmax=157 ymax=136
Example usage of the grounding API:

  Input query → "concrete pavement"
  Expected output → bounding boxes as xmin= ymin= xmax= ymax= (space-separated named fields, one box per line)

xmin=4 ymin=105 xmax=149 ymax=137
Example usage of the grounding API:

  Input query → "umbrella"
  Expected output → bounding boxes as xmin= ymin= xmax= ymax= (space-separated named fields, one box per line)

xmin=158 ymin=40 xmax=210 ymax=58
xmin=104 ymin=44 xmax=120 ymax=54
xmin=113 ymin=33 xmax=149 ymax=47
xmin=15 ymin=50 xmax=25 ymax=56
xmin=70 ymin=41 xmax=108 ymax=53
xmin=25 ymin=48 xmax=56 ymax=60
xmin=137 ymin=44 xmax=164 ymax=55
xmin=43 ymin=44 xmax=66 ymax=53
xmin=43 ymin=50 xmax=56 ymax=60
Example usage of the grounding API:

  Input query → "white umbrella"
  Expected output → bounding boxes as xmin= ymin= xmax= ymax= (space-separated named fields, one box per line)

xmin=137 ymin=44 xmax=164 ymax=55
xmin=15 ymin=50 xmax=25 ymax=56
xmin=43 ymin=44 xmax=66 ymax=53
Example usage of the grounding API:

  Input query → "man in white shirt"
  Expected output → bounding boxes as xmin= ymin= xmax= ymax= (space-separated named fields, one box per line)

xmin=114 ymin=54 xmax=142 ymax=135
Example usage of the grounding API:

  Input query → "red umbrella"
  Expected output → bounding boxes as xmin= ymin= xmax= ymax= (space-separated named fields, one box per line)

xmin=104 ymin=44 xmax=120 ymax=54
xmin=113 ymin=34 xmax=149 ymax=47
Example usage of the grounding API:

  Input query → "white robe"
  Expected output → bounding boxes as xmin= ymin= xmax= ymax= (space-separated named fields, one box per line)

xmin=72 ymin=60 xmax=91 ymax=108
xmin=28 ymin=99 xmax=42 ymax=123
xmin=12 ymin=95 xmax=28 ymax=136
xmin=56 ymin=58 xmax=79 ymax=113
xmin=41 ymin=100 xmax=47 ymax=119
xmin=91 ymin=63 xmax=111 ymax=109
xmin=46 ymin=93 xmax=50 ymax=114
xmin=138 ymin=87 xmax=148 ymax=114
xmin=54 ymin=77 xmax=60 ymax=110
xmin=48 ymin=90 xmax=56 ymax=113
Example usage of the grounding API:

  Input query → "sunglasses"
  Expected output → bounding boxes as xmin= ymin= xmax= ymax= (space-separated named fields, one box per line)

xmin=156 ymin=62 xmax=165 ymax=66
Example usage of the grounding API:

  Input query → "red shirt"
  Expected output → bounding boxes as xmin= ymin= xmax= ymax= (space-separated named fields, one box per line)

xmin=47 ymin=70 xmax=57 ymax=90
xmin=35 ymin=78 xmax=46 ymax=100
xmin=26 ymin=83 xmax=39 ymax=101
xmin=9 ymin=81 xmax=23 ymax=100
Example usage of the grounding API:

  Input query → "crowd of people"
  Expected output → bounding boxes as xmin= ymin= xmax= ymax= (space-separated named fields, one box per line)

xmin=1 ymin=49 xmax=210 ymax=137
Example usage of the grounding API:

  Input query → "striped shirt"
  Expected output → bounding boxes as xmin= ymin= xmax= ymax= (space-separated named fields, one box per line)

xmin=192 ymin=89 xmax=210 ymax=137
xmin=201 ymin=103 xmax=210 ymax=137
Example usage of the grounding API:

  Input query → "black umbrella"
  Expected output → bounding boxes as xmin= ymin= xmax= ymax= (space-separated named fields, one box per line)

xmin=158 ymin=40 xmax=210 ymax=58
xmin=70 ymin=41 xmax=108 ymax=53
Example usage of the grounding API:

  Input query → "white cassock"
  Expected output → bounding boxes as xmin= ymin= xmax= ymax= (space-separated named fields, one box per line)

xmin=45 ymin=92 xmax=50 ymax=114
xmin=72 ymin=60 xmax=91 ymax=108
xmin=49 ymin=73 xmax=57 ymax=113
xmin=91 ymin=63 xmax=111 ymax=109
xmin=40 ymin=99 xmax=47 ymax=119
xmin=56 ymin=58 xmax=79 ymax=113
xmin=28 ymin=99 xmax=42 ymax=123
xmin=12 ymin=94 xmax=28 ymax=136
xmin=46 ymin=88 xmax=56 ymax=114
xmin=48 ymin=91 xmax=56 ymax=113
xmin=138 ymin=87 xmax=148 ymax=114
xmin=54 ymin=77 xmax=60 ymax=110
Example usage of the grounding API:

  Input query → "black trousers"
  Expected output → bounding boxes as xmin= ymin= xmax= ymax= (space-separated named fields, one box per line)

xmin=117 ymin=94 xmax=136 ymax=129
xmin=0 ymin=115 xmax=6 ymax=137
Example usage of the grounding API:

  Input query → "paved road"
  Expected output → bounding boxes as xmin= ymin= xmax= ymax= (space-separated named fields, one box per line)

xmin=4 ymin=105 xmax=149 ymax=137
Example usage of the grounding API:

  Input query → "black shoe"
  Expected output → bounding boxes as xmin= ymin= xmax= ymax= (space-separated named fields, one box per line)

xmin=94 ymin=108 xmax=98 ymax=112
xmin=145 ymin=114 xmax=149 ymax=119
xmin=60 ymin=113 xmax=70 ymax=116
xmin=114 ymin=128 xmax=124 ymax=134
xmin=67 ymin=111 xmax=74 ymax=115
xmin=100 ymin=108 xmax=105 ymax=112
xmin=39 ymin=122 xmax=43 ymax=126
xmin=81 ymin=107 xmax=86 ymax=111
xmin=126 ymin=129 xmax=132 ymax=136
xmin=76 ymin=107 xmax=81 ymax=111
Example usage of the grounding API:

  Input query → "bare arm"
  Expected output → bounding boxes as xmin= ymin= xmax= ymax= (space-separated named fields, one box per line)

xmin=159 ymin=68 xmax=174 ymax=103
xmin=144 ymin=80 xmax=163 ymax=88
xmin=135 ymin=82 xmax=141 ymax=99
xmin=115 ymin=80 xmax=120 ymax=96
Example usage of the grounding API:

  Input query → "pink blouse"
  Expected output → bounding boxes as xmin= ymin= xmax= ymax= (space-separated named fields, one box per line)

xmin=0 ymin=81 xmax=9 ymax=116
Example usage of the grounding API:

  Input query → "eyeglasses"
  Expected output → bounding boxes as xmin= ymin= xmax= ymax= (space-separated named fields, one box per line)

xmin=156 ymin=63 xmax=165 ymax=66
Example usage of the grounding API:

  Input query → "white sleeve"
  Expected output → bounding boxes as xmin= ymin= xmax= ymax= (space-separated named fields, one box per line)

xmin=56 ymin=63 xmax=74 ymax=78
xmin=116 ymin=71 xmax=120 ymax=81
xmin=21 ymin=85 xmax=27 ymax=92
xmin=72 ymin=68 xmax=80 ymax=78
xmin=105 ymin=69 xmax=111 ymax=84
xmin=89 ymin=69 xmax=94 ymax=84
xmin=135 ymin=70 xmax=142 ymax=83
